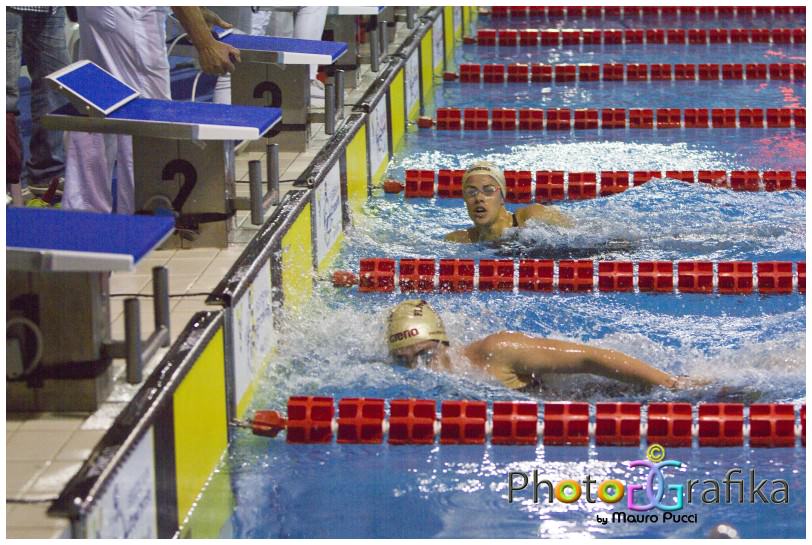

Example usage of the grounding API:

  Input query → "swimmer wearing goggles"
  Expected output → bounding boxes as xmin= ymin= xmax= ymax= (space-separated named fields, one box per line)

xmin=445 ymin=160 xmax=573 ymax=243
xmin=386 ymin=300 xmax=704 ymax=391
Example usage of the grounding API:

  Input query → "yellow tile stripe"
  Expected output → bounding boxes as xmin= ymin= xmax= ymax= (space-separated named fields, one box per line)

xmin=443 ymin=7 xmax=454 ymax=66
xmin=389 ymin=68 xmax=406 ymax=153
xmin=346 ymin=123 xmax=369 ymax=221
xmin=281 ymin=203 xmax=313 ymax=311
xmin=173 ymin=327 xmax=227 ymax=525
xmin=420 ymin=31 xmax=434 ymax=103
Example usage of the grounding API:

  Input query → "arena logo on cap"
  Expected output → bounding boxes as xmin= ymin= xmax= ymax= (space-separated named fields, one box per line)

xmin=389 ymin=328 xmax=420 ymax=343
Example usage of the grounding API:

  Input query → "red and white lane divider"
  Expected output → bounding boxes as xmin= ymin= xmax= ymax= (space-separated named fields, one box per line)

xmin=465 ymin=28 xmax=806 ymax=46
xmin=489 ymin=6 xmax=805 ymax=19
xmin=444 ymin=62 xmax=805 ymax=83
xmin=385 ymin=169 xmax=806 ymax=200
xmin=242 ymin=397 xmax=806 ymax=448
xmin=416 ymin=107 xmax=806 ymax=130
xmin=331 ymin=259 xmax=805 ymax=295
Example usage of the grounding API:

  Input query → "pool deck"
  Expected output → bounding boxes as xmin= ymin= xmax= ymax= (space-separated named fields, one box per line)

xmin=5 ymin=21 xmax=414 ymax=537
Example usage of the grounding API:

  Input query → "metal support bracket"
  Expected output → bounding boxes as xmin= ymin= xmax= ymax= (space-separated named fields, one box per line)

xmin=102 ymin=266 xmax=171 ymax=383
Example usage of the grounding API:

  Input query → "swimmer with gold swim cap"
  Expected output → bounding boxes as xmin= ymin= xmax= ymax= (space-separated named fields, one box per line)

xmin=387 ymin=300 xmax=703 ymax=390
xmin=445 ymin=161 xmax=573 ymax=243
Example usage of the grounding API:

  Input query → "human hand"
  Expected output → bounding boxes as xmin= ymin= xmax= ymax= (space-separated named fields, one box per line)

xmin=197 ymin=41 xmax=241 ymax=75
xmin=200 ymin=7 xmax=233 ymax=30
xmin=669 ymin=375 xmax=712 ymax=390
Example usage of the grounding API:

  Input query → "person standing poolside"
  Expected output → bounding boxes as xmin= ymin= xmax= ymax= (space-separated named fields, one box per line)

xmin=445 ymin=161 xmax=573 ymax=243
xmin=386 ymin=300 xmax=700 ymax=391
xmin=6 ymin=7 xmax=71 ymax=198
xmin=62 ymin=7 xmax=240 ymax=214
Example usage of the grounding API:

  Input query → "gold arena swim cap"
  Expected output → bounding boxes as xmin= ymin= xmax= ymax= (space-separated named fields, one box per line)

xmin=461 ymin=160 xmax=507 ymax=197
xmin=386 ymin=299 xmax=449 ymax=352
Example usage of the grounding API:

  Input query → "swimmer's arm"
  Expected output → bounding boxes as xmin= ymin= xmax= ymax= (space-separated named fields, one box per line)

xmin=479 ymin=332 xmax=679 ymax=389
xmin=517 ymin=204 xmax=574 ymax=228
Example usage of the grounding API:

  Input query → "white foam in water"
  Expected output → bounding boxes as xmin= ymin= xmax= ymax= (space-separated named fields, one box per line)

xmin=512 ymin=179 xmax=805 ymax=260
xmin=252 ymin=287 xmax=805 ymax=407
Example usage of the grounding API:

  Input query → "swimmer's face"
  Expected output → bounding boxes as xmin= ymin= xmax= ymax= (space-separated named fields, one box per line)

xmin=463 ymin=174 xmax=504 ymax=227
xmin=391 ymin=340 xmax=441 ymax=369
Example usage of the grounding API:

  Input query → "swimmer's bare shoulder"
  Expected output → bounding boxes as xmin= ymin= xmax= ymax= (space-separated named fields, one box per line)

xmin=516 ymin=203 xmax=574 ymax=228
xmin=444 ymin=228 xmax=477 ymax=243
xmin=463 ymin=332 xmax=537 ymax=389
xmin=463 ymin=332 xmax=518 ymax=367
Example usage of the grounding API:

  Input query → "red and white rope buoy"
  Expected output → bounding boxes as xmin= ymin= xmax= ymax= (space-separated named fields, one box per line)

xmin=331 ymin=258 xmax=805 ymax=296
xmin=238 ymin=397 xmax=805 ymax=448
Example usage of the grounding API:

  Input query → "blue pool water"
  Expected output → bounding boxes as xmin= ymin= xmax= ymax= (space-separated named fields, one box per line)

xmin=462 ymin=44 xmax=805 ymax=65
xmin=199 ymin=13 xmax=806 ymax=539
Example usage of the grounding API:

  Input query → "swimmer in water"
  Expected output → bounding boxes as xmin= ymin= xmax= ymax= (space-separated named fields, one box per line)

xmin=386 ymin=300 xmax=702 ymax=391
xmin=445 ymin=160 xmax=573 ymax=243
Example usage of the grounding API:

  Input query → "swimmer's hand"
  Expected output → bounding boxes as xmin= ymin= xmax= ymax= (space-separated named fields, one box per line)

xmin=668 ymin=375 xmax=712 ymax=390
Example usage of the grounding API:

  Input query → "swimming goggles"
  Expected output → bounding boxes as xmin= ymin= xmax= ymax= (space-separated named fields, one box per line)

xmin=393 ymin=346 xmax=439 ymax=369
xmin=463 ymin=185 xmax=500 ymax=198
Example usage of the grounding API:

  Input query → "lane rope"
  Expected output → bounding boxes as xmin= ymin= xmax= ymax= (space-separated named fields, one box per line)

xmin=488 ymin=6 xmax=804 ymax=19
xmin=466 ymin=27 xmax=806 ymax=46
xmin=386 ymin=169 xmax=806 ymax=199
xmin=239 ymin=397 xmax=806 ymax=448
xmin=417 ymin=107 xmax=806 ymax=131
xmin=444 ymin=62 xmax=805 ymax=83
xmin=331 ymin=259 xmax=805 ymax=296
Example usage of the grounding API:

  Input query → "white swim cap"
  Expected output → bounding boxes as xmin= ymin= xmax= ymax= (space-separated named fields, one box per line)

xmin=461 ymin=160 xmax=507 ymax=197
xmin=386 ymin=300 xmax=449 ymax=352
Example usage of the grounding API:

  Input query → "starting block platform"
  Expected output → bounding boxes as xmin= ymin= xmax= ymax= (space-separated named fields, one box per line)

xmin=7 ymin=207 xmax=175 ymax=272
xmin=7 ymin=208 xmax=175 ymax=411
xmin=173 ymin=32 xmax=347 ymax=65
xmin=44 ymin=61 xmax=282 ymax=248
xmin=169 ymin=33 xmax=347 ymax=151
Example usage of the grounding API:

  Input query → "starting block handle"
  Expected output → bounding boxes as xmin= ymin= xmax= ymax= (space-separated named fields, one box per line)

xmin=104 ymin=266 xmax=171 ymax=382
xmin=238 ymin=144 xmax=281 ymax=225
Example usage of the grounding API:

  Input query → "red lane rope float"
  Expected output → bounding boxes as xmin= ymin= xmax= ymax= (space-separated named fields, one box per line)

xmin=467 ymin=27 xmax=806 ymax=46
xmin=418 ymin=107 xmax=805 ymax=131
xmin=489 ymin=6 xmax=805 ymax=18
xmin=245 ymin=397 xmax=806 ymax=448
xmin=448 ymin=63 xmax=805 ymax=83
xmin=386 ymin=169 xmax=806 ymax=200
xmin=334 ymin=259 xmax=805 ymax=296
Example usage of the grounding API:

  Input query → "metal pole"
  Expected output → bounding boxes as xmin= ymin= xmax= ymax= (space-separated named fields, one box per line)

xmin=406 ymin=7 xmax=417 ymax=29
xmin=267 ymin=143 xmax=280 ymax=206
xmin=334 ymin=70 xmax=345 ymax=118
xmin=152 ymin=266 xmax=170 ymax=345
xmin=249 ymin=159 xmax=263 ymax=225
xmin=379 ymin=20 xmax=387 ymax=56
xmin=368 ymin=18 xmax=380 ymax=72
xmin=324 ymin=82 xmax=335 ymax=135
xmin=124 ymin=298 xmax=142 ymax=384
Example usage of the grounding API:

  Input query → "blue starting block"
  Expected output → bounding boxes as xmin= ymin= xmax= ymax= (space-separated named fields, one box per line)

xmin=7 ymin=207 xmax=174 ymax=272
xmin=7 ymin=208 xmax=175 ymax=411
xmin=44 ymin=61 xmax=282 ymax=248
xmin=169 ymin=31 xmax=348 ymax=151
